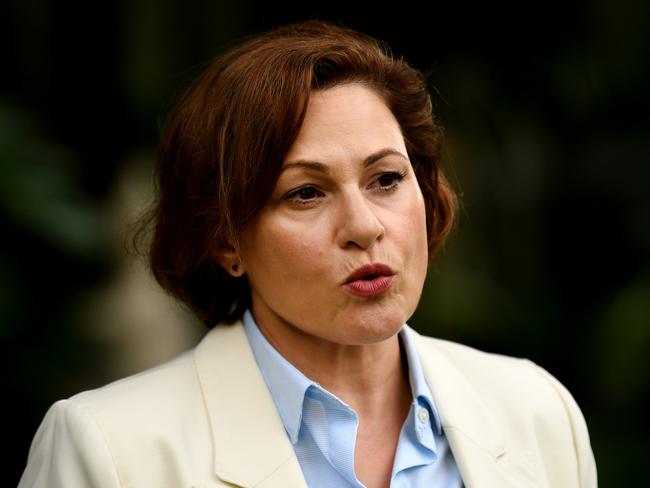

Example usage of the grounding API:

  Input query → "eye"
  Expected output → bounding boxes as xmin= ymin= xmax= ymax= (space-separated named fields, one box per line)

xmin=284 ymin=185 xmax=324 ymax=206
xmin=295 ymin=186 xmax=318 ymax=199
xmin=373 ymin=171 xmax=406 ymax=192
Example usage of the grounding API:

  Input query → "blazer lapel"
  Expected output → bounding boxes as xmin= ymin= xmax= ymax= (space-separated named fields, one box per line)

xmin=193 ymin=321 xmax=538 ymax=487
xmin=412 ymin=329 xmax=538 ymax=488
xmin=193 ymin=321 xmax=307 ymax=488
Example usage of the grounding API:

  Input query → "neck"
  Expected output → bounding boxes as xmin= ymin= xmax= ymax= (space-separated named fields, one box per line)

xmin=253 ymin=312 xmax=411 ymax=416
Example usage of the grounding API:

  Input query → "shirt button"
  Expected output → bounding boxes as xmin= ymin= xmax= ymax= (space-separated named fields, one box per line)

xmin=417 ymin=407 xmax=429 ymax=423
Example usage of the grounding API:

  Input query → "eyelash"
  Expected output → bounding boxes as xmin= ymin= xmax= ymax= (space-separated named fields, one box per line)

xmin=284 ymin=170 xmax=407 ymax=206
xmin=374 ymin=170 xmax=407 ymax=192
xmin=285 ymin=186 xmax=324 ymax=206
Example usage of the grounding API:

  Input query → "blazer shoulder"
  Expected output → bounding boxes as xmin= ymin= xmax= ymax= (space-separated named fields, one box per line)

xmin=70 ymin=321 xmax=245 ymax=414
xmin=70 ymin=349 xmax=198 ymax=414
xmin=21 ymin=344 xmax=219 ymax=488
xmin=417 ymin=334 xmax=582 ymax=425
xmin=414 ymin=332 xmax=554 ymax=390
xmin=412 ymin=331 xmax=597 ymax=487
xmin=19 ymin=398 xmax=123 ymax=488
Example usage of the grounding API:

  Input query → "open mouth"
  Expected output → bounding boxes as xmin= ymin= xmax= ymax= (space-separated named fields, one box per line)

xmin=361 ymin=273 xmax=378 ymax=280
xmin=345 ymin=263 xmax=395 ymax=283
xmin=344 ymin=263 xmax=395 ymax=297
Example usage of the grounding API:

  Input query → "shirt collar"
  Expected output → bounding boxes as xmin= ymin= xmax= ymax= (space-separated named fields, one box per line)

xmin=400 ymin=324 xmax=443 ymax=435
xmin=242 ymin=311 xmax=442 ymax=442
xmin=243 ymin=310 xmax=312 ymax=443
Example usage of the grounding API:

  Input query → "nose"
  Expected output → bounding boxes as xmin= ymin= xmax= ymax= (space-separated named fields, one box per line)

xmin=335 ymin=188 xmax=385 ymax=250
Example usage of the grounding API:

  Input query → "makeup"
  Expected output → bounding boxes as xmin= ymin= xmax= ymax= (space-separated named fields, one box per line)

xmin=343 ymin=263 xmax=395 ymax=298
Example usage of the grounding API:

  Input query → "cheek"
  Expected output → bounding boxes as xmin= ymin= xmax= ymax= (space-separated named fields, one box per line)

xmin=402 ymin=191 xmax=429 ymax=291
xmin=400 ymin=193 xmax=429 ymax=312
xmin=403 ymin=186 xmax=429 ymax=256
xmin=243 ymin=218 xmax=328 ymax=289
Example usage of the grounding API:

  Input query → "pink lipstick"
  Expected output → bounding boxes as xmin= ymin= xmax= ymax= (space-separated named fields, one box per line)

xmin=343 ymin=263 xmax=395 ymax=298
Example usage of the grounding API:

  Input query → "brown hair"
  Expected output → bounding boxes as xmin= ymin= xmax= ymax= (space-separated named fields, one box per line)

xmin=146 ymin=20 xmax=456 ymax=327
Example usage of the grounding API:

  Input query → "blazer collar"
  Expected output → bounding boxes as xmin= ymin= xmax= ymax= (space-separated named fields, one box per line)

xmin=194 ymin=321 xmax=537 ymax=487
xmin=411 ymin=328 xmax=538 ymax=487
xmin=193 ymin=321 xmax=307 ymax=488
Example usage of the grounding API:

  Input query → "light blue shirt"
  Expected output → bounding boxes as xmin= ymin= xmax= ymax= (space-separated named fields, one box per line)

xmin=243 ymin=310 xmax=463 ymax=487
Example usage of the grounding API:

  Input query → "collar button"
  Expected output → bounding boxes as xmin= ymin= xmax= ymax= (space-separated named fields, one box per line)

xmin=417 ymin=407 xmax=429 ymax=423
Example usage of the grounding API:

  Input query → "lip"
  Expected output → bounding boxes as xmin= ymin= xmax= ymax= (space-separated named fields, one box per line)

xmin=343 ymin=263 xmax=396 ymax=298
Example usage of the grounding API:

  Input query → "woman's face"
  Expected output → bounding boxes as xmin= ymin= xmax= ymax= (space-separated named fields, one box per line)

xmin=239 ymin=83 xmax=429 ymax=346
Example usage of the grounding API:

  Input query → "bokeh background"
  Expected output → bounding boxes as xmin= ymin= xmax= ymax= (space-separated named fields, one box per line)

xmin=3 ymin=0 xmax=648 ymax=485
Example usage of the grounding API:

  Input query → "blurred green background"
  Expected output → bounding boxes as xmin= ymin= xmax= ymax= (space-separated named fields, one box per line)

xmin=2 ymin=0 xmax=648 ymax=485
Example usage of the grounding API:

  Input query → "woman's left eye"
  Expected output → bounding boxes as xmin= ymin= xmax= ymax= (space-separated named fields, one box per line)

xmin=373 ymin=171 xmax=406 ymax=192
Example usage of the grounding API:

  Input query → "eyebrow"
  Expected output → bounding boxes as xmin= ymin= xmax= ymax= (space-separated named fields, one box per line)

xmin=281 ymin=148 xmax=408 ymax=174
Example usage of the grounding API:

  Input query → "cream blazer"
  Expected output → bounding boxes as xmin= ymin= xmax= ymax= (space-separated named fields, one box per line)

xmin=19 ymin=322 xmax=597 ymax=488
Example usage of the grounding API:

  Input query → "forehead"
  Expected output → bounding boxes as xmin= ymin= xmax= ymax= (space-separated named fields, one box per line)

xmin=283 ymin=83 xmax=406 ymax=164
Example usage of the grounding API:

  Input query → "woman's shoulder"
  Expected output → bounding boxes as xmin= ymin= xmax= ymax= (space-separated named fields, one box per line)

xmin=412 ymin=329 xmax=562 ymax=391
xmin=409 ymin=329 xmax=597 ymax=487
xmin=20 ymin=348 xmax=217 ymax=487
xmin=70 ymin=349 xmax=198 ymax=413
xmin=34 ymin=322 xmax=246 ymax=443
xmin=408 ymin=328 xmax=588 ymax=441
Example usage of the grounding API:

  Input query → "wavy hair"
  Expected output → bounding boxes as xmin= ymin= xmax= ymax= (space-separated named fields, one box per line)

xmin=143 ymin=20 xmax=457 ymax=327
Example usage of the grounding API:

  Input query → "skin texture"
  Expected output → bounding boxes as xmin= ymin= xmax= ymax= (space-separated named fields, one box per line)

xmin=223 ymin=83 xmax=429 ymax=487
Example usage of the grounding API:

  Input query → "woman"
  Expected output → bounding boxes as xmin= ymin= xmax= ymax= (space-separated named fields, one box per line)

xmin=19 ymin=21 xmax=597 ymax=487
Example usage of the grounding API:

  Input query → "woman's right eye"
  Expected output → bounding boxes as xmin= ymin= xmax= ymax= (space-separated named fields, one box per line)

xmin=284 ymin=185 xmax=323 ymax=205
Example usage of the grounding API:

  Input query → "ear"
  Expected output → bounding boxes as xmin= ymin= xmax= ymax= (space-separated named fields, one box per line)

xmin=215 ymin=243 xmax=246 ymax=278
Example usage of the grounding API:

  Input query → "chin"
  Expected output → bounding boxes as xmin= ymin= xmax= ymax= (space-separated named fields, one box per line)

xmin=337 ymin=304 xmax=409 ymax=345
